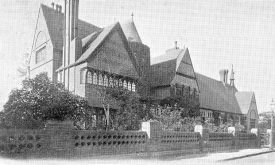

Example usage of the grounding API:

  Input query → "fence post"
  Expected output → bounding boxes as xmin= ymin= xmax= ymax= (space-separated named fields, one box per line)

xmin=141 ymin=120 xmax=162 ymax=152
xmin=45 ymin=120 xmax=76 ymax=157
xmin=228 ymin=127 xmax=237 ymax=150
xmin=251 ymin=128 xmax=260 ymax=148
xmin=195 ymin=125 xmax=209 ymax=152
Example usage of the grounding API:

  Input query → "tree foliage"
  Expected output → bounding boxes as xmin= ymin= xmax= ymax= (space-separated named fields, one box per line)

xmin=1 ymin=73 xmax=93 ymax=129
xmin=98 ymin=87 xmax=148 ymax=130
xmin=258 ymin=112 xmax=271 ymax=132
xmin=150 ymin=105 xmax=201 ymax=132
xmin=159 ymin=94 xmax=200 ymax=118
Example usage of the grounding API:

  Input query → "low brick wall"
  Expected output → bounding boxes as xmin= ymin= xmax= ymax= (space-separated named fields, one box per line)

xmin=234 ymin=133 xmax=258 ymax=149
xmin=0 ymin=129 xmax=50 ymax=157
xmin=205 ymin=133 xmax=234 ymax=152
xmin=155 ymin=131 xmax=201 ymax=153
xmin=72 ymin=130 xmax=148 ymax=157
xmin=0 ymin=121 xmax=260 ymax=158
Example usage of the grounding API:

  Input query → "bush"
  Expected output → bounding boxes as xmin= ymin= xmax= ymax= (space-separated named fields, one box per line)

xmin=1 ymin=73 xmax=93 ymax=129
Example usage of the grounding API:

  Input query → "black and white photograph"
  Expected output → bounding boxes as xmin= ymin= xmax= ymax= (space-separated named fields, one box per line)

xmin=0 ymin=0 xmax=274 ymax=164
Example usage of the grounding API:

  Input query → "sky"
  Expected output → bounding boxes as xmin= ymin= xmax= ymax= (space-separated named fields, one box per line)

xmin=0 ymin=0 xmax=274 ymax=113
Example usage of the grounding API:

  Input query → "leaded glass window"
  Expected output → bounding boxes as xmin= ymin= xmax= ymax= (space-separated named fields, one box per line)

xmin=92 ymin=72 xmax=98 ymax=84
xmin=87 ymin=71 xmax=93 ymax=84
xmin=98 ymin=73 xmax=103 ymax=86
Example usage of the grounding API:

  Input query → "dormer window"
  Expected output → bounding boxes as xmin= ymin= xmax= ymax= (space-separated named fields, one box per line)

xmin=35 ymin=46 xmax=46 ymax=64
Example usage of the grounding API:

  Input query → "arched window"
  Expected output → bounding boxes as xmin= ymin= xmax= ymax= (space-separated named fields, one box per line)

xmin=127 ymin=81 xmax=131 ymax=90
xmin=104 ymin=75 xmax=108 ymax=86
xmin=109 ymin=77 xmax=113 ymax=87
xmin=87 ymin=71 xmax=93 ymax=84
xmin=92 ymin=72 xmax=98 ymax=84
xmin=123 ymin=80 xmax=127 ymax=89
xmin=118 ymin=79 xmax=123 ymax=87
xmin=132 ymin=82 xmax=136 ymax=92
xmin=114 ymin=78 xmax=118 ymax=87
xmin=98 ymin=73 xmax=103 ymax=86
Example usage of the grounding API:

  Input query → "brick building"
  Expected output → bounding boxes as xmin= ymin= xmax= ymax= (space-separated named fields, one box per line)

xmin=29 ymin=0 xmax=258 ymax=131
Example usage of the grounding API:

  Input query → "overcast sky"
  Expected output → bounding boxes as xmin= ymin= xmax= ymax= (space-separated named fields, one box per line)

xmin=0 ymin=0 xmax=274 ymax=113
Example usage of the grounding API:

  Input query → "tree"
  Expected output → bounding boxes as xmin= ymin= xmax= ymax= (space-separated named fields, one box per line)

xmin=1 ymin=73 xmax=93 ymax=129
xmin=17 ymin=53 xmax=30 ymax=78
xmin=258 ymin=112 xmax=272 ymax=132
xmin=150 ymin=105 xmax=182 ymax=131
xmin=150 ymin=105 xmax=201 ymax=132
xmin=159 ymin=94 xmax=200 ymax=118
xmin=98 ymin=86 xmax=146 ymax=130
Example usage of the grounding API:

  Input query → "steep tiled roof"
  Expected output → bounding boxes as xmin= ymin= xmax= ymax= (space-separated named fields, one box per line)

xmin=76 ymin=23 xmax=118 ymax=64
xmin=235 ymin=92 xmax=254 ymax=114
xmin=150 ymin=48 xmax=198 ymax=89
xmin=196 ymin=73 xmax=243 ymax=114
xmin=41 ymin=4 xmax=101 ymax=50
xmin=121 ymin=19 xmax=142 ymax=43
xmin=151 ymin=48 xmax=183 ymax=65
xmin=150 ymin=59 xmax=177 ymax=87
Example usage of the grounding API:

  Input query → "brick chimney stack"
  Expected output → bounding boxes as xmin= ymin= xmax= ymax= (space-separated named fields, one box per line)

xmin=62 ymin=0 xmax=80 ymax=89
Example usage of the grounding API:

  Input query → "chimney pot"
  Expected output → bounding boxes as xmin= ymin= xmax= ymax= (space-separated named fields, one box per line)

xmin=219 ymin=69 xmax=229 ymax=85
xmin=51 ymin=2 xmax=55 ymax=8
xmin=59 ymin=5 xmax=62 ymax=13
xmin=175 ymin=41 xmax=178 ymax=49
xmin=55 ymin=4 xmax=59 ymax=11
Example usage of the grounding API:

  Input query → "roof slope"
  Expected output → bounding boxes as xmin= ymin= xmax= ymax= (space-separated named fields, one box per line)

xmin=235 ymin=92 xmax=254 ymax=114
xmin=196 ymin=73 xmax=243 ymax=114
xmin=150 ymin=59 xmax=177 ymax=87
xmin=41 ymin=4 xmax=101 ymax=50
xmin=76 ymin=23 xmax=118 ymax=64
xmin=150 ymin=48 xmax=198 ymax=88
xmin=121 ymin=19 xmax=142 ymax=43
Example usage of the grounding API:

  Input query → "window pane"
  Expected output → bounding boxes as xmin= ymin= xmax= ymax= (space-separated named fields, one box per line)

xmin=93 ymin=73 xmax=97 ymax=84
xmin=98 ymin=74 xmax=103 ymax=86
xmin=35 ymin=46 xmax=46 ymax=63
xmin=104 ymin=75 xmax=108 ymax=86
xmin=128 ymin=81 xmax=131 ymax=90
xmin=123 ymin=80 xmax=127 ymax=89
xmin=87 ymin=71 xmax=92 ymax=84
xmin=114 ymin=78 xmax=118 ymax=87
xmin=118 ymin=79 xmax=123 ymax=87
xmin=109 ymin=77 xmax=113 ymax=87
xmin=132 ymin=82 xmax=136 ymax=92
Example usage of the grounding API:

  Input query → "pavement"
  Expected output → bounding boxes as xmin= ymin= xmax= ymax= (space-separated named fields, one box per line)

xmin=202 ymin=148 xmax=275 ymax=162
xmin=0 ymin=148 xmax=274 ymax=165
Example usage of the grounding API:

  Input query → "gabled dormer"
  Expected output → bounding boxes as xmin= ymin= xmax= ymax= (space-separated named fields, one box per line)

xmin=150 ymin=45 xmax=199 ymax=100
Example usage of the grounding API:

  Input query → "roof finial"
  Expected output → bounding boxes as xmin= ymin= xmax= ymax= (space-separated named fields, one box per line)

xmin=131 ymin=12 xmax=134 ymax=22
xmin=230 ymin=64 xmax=235 ymax=86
